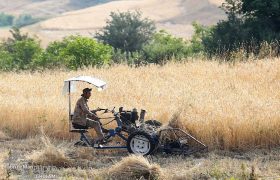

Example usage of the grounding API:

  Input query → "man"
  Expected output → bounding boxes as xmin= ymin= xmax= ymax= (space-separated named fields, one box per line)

xmin=72 ymin=88 xmax=105 ymax=143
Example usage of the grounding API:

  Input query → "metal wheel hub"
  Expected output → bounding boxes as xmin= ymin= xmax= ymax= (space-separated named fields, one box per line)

xmin=130 ymin=135 xmax=151 ymax=155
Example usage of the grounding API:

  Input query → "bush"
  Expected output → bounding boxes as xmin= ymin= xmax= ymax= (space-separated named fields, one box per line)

xmin=190 ymin=22 xmax=213 ymax=54
xmin=0 ymin=13 xmax=14 ymax=27
xmin=112 ymin=49 xmax=145 ymax=66
xmin=0 ymin=50 xmax=14 ymax=71
xmin=46 ymin=36 xmax=113 ymax=69
xmin=142 ymin=30 xmax=190 ymax=64
xmin=0 ymin=28 xmax=43 ymax=70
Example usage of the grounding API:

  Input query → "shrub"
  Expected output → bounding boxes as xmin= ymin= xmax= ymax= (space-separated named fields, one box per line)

xmin=0 ymin=50 xmax=14 ymax=71
xmin=46 ymin=36 xmax=113 ymax=69
xmin=142 ymin=30 xmax=190 ymax=64
xmin=112 ymin=49 xmax=145 ymax=66
xmin=0 ymin=27 xmax=43 ymax=70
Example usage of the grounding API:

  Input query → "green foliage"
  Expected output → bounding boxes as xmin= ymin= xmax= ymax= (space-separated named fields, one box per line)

xmin=112 ymin=49 xmax=145 ymax=66
xmin=14 ymin=14 xmax=39 ymax=28
xmin=0 ymin=29 xmax=113 ymax=71
xmin=0 ymin=13 xmax=14 ymax=27
xmin=142 ymin=30 xmax=190 ymax=64
xmin=46 ymin=36 xmax=113 ymax=69
xmin=190 ymin=22 xmax=213 ymax=54
xmin=202 ymin=0 xmax=280 ymax=58
xmin=0 ymin=50 xmax=13 ymax=71
xmin=0 ymin=27 xmax=43 ymax=70
xmin=96 ymin=11 xmax=156 ymax=52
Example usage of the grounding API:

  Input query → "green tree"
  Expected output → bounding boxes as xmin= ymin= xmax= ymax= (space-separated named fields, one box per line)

xmin=202 ymin=0 xmax=280 ymax=58
xmin=46 ymin=36 xmax=113 ymax=69
xmin=96 ymin=11 xmax=156 ymax=52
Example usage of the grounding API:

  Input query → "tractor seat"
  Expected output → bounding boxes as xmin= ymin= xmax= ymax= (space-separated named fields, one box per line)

xmin=70 ymin=123 xmax=89 ymax=133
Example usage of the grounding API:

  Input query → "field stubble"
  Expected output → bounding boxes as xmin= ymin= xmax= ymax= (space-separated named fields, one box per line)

xmin=0 ymin=59 xmax=279 ymax=151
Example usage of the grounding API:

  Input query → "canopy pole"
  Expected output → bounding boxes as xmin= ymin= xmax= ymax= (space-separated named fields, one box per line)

xmin=68 ymin=81 xmax=71 ymax=120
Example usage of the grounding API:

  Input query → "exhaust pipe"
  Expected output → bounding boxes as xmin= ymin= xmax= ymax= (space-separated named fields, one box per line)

xmin=139 ymin=109 xmax=146 ymax=123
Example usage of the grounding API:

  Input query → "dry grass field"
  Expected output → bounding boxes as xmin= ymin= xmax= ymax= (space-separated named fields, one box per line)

xmin=0 ymin=59 xmax=279 ymax=150
xmin=0 ymin=59 xmax=279 ymax=179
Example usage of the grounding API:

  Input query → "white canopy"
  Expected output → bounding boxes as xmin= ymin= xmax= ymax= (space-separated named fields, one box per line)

xmin=63 ymin=76 xmax=107 ymax=94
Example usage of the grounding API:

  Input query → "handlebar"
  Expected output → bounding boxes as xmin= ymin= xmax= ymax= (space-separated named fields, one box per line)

xmin=97 ymin=107 xmax=118 ymax=116
xmin=97 ymin=107 xmax=122 ymax=128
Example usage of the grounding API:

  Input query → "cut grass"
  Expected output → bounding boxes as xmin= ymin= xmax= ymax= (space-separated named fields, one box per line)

xmin=107 ymin=155 xmax=162 ymax=180
xmin=26 ymin=128 xmax=72 ymax=168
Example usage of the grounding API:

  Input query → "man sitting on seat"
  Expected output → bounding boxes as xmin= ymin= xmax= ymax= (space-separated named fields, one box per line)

xmin=72 ymin=88 xmax=105 ymax=143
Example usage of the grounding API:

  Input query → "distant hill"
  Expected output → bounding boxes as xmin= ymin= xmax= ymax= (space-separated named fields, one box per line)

xmin=0 ymin=0 xmax=114 ymax=18
xmin=0 ymin=0 xmax=225 ymax=47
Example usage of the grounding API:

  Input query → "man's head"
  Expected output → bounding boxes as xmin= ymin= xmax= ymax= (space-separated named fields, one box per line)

xmin=81 ymin=88 xmax=92 ymax=99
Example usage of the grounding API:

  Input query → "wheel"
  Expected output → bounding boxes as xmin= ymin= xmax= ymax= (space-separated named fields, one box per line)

xmin=145 ymin=120 xmax=162 ymax=128
xmin=127 ymin=130 xmax=158 ymax=155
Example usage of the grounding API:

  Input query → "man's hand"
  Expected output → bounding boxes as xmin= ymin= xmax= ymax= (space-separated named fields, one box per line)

xmin=91 ymin=107 xmax=101 ymax=113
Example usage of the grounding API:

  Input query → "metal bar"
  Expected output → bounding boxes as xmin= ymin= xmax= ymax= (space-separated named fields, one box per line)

xmin=101 ymin=119 xmax=116 ymax=126
xmin=160 ymin=128 xmax=207 ymax=148
xmin=80 ymin=132 xmax=91 ymax=146
xmin=117 ymin=133 xmax=128 ymax=141
xmin=95 ymin=146 xmax=127 ymax=149
xmin=99 ymin=117 xmax=115 ymax=119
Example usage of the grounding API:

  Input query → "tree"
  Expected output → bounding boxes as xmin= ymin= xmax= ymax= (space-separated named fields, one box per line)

xmin=96 ymin=11 xmax=156 ymax=52
xmin=202 ymin=0 xmax=280 ymax=58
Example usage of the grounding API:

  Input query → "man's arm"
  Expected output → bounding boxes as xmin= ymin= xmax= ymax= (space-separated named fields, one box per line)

xmin=80 ymin=100 xmax=98 ymax=120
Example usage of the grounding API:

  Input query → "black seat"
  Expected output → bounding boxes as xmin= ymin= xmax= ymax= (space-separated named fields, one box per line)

xmin=72 ymin=123 xmax=88 ymax=129
xmin=70 ymin=123 xmax=89 ymax=133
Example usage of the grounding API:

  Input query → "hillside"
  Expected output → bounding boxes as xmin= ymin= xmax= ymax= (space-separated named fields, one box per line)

xmin=0 ymin=0 xmax=114 ymax=18
xmin=0 ymin=0 xmax=225 ymax=47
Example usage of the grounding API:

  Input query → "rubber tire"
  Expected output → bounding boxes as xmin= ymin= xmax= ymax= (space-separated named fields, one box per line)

xmin=145 ymin=120 xmax=162 ymax=128
xmin=127 ymin=130 xmax=158 ymax=155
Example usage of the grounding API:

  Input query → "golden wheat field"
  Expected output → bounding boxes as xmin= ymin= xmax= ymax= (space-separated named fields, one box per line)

xmin=0 ymin=59 xmax=279 ymax=151
xmin=0 ymin=59 xmax=280 ymax=179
